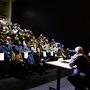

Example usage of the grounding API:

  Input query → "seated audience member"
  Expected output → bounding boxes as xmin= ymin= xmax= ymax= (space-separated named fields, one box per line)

xmin=26 ymin=51 xmax=36 ymax=73
xmin=33 ymin=52 xmax=44 ymax=70
xmin=2 ymin=36 xmax=13 ymax=61
xmin=68 ymin=46 xmax=90 ymax=90
xmin=60 ymin=46 xmax=70 ymax=59
xmin=57 ymin=48 xmax=63 ymax=58
xmin=19 ymin=41 xmax=30 ymax=53
xmin=26 ymin=51 xmax=44 ymax=75
xmin=11 ymin=49 xmax=24 ymax=78
xmin=12 ymin=51 xmax=23 ymax=63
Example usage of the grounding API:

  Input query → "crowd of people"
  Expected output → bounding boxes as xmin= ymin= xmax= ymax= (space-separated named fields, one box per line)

xmin=0 ymin=16 xmax=71 ymax=78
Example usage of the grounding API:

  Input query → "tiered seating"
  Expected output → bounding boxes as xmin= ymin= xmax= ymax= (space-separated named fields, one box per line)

xmin=0 ymin=16 xmax=71 ymax=79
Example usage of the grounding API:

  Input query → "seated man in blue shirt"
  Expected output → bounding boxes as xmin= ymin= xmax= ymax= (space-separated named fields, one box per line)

xmin=2 ymin=37 xmax=13 ymax=61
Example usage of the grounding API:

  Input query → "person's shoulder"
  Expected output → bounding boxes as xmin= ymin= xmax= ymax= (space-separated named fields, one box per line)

xmin=77 ymin=53 xmax=87 ymax=58
xmin=73 ymin=53 xmax=85 ymax=60
xmin=77 ymin=53 xmax=83 ymax=56
xmin=76 ymin=53 xmax=88 ymax=57
xmin=78 ymin=53 xmax=89 ymax=60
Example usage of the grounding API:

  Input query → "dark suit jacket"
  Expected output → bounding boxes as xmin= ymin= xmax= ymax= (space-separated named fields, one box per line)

xmin=69 ymin=53 xmax=90 ymax=77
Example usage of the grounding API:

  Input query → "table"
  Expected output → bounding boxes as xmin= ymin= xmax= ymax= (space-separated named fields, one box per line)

xmin=45 ymin=59 xmax=73 ymax=90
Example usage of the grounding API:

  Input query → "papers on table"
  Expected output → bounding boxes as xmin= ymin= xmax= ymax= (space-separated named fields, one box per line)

xmin=58 ymin=58 xmax=71 ymax=63
xmin=58 ymin=58 xmax=63 ymax=63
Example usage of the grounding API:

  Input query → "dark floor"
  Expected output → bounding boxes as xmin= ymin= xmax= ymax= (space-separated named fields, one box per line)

xmin=29 ymin=76 xmax=75 ymax=90
xmin=0 ymin=68 xmax=75 ymax=90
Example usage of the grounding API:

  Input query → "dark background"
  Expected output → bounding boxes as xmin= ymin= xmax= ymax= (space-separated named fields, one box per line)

xmin=12 ymin=0 xmax=90 ymax=52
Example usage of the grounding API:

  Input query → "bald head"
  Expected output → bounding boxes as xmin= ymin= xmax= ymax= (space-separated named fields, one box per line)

xmin=75 ymin=46 xmax=84 ymax=54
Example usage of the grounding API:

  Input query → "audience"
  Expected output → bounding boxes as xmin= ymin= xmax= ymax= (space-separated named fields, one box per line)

xmin=0 ymin=16 xmax=70 ymax=77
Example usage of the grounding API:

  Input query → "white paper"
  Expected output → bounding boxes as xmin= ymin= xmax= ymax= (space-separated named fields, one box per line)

xmin=43 ymin=51 xmax=47 ymax=57
xmin=58 ymin=58 xmax=63 ymax=63
xmin=24 ymin=52 xmax=28 ymax=59
xmin=0 ymin=53 xmax=4 ymax=61
xmin=50 ymin=51 xmax=54 ymax=56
